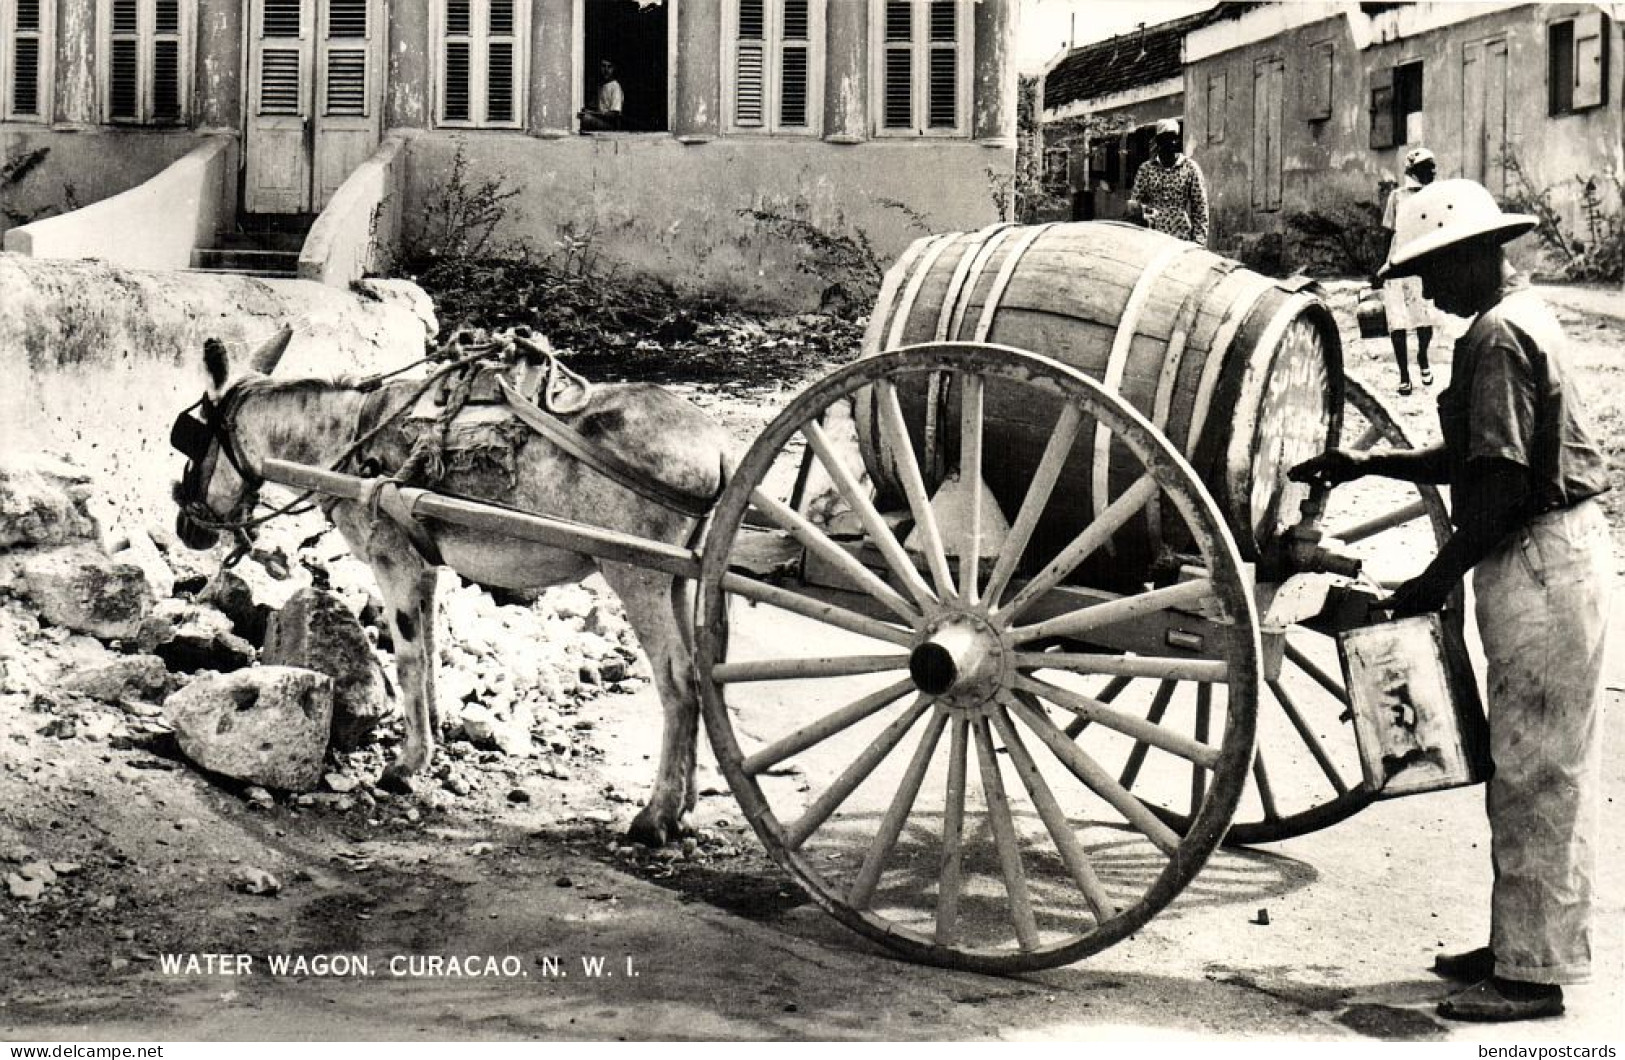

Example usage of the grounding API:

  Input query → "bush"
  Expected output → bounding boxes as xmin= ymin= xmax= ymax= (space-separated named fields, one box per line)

xmin=1284 ymin=199 xmax=1390 ymax=279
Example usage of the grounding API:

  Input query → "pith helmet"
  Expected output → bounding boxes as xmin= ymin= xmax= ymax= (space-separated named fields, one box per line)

xmin=1380 ymin=178 xmax=1536 ymax=278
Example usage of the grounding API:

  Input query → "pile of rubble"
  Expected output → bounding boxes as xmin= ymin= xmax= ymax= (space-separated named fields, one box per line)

xmin=0 ymin=450 xmax=643 ymax=810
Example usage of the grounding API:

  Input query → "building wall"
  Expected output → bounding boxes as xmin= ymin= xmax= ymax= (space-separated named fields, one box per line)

xmin=403 ymin=131 xmax=1003 ymax=310
xmin=1183 ymin=3 xmax=1624 ymax=266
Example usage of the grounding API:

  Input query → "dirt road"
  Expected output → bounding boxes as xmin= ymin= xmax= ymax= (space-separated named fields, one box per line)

xmin=3 ymin=286 xmax=1623 ymax=1042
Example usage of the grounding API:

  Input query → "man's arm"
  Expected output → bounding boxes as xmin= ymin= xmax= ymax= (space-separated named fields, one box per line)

xmin=1188 ymin=163 xmax=1210 ymax=246
xmin=1289 ymin=443 xmax=1449 ymax=488
xmin=1382 ymin=457 xmax=1531 ymax=615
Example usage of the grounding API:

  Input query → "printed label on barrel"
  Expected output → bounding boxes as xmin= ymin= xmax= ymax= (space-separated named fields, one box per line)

xmin=1249 ymin=317 xmax=1333 ymax=545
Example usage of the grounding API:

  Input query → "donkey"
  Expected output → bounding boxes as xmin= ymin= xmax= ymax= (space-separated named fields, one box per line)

xmin=171 ymin=328 xmax=735 ymax=845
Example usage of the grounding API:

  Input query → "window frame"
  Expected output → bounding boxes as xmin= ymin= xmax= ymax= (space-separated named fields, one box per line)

xmin=870 ymin=0 xmax=973 ymax=138
xmin=433 ymin=0 xmax=528 ymax=130
xmin=2 ymin=0 xmax=53 ymax=123
xmin=1549 ymin=11 xmax=1609 ymax=116
xmin=723 ymin=0 xmax=825 ymax=136
xmin=100 ymin=0 xmax=190 ymax=126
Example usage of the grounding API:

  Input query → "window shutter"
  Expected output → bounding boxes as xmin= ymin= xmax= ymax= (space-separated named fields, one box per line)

xmin=1368 ymin=64 xmax=1395 ymax=149
xmin=884 ymin=48 xmax=911 ymax=128
xmin=1305 ymin=40 xmax=1332 ymax=120
xmin=154 ymin=0 xmax=178 ymax=34
xmin=326 ymin=49 xmax=366 ymax=115
xmin=779 ymin=0 xmax=809 ymax=128
xmin=260 ymin=49 xmax=301 ymax=113
xmin=734 ymin=0 xmax=765 ymax=127
xmin=152 ymin=39 xmax=180 ymax=121
xmin=1206 ymin=72 xmax=1225 ymax=143
xmin=328 ymin=0 xmax=366 ymax=37
xmin=884 ymin=2 xmax=911 ymax=42
xmin=110 ymin=0 xmax=140 ymax=120
xmin=928 ymin=0 xmax=954 ymax=42
xmin=10 ymin=0 xmax=41 ymax=116
xmin=1573 ymin=10 xmax=1606 ymax=110
xmin=445 ymin=0 xmax=470 ymax=35
xmin=264 ymin=0 xmax=301 ymax=37
xmin=927 ymin=48 xmax=955 ymax=127
xmin=488 ymin=0 xmax=514 ymax=36
xmin=485 ymin=39 xmax=513 ymax=122
xmin=443 ymin=41 xmax=470 ymax=121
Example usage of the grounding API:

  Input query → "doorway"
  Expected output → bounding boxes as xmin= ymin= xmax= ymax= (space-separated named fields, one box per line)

xmin=245 ymin=0 xmax=384 ymax=214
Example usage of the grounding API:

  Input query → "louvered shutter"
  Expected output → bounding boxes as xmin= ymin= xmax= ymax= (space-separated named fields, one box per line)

xmin=777 ymin=0 xmax=807 ymax=128
xmin=153 ymin=0 xmax=181 ymax=122
xmin=883 ymin=3 xmax=912 ymax=130
xmin=485 ymin=0 xmax=515 ymax=124
xmin=110 ymin=0 xmax=140 ymax=120
xmin=926 ymin=1 xmax=956 ymax=128
xmin=735 ymin=0 xmax=764 ymax=126
xmin=442 ymin=0 xmax=471 ymax=121
xmin=1572 ymin=10 xmax=1607 ymax=110
xmin=323 ymin=0 xmax=367 ymax=116
xmin=11 ymin=0 xmax=42 ymax=117
xmin=260 ymin=49 xmax=301 ymax=113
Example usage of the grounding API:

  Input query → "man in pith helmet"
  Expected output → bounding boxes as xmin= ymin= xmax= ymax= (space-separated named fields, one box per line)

xmin=1291 ymin=178 xmax=1612 ymax=1022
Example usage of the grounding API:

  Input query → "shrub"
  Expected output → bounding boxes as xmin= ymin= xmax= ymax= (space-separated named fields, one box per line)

xmin=1284 ymin=199 xmax=1390 ymax=279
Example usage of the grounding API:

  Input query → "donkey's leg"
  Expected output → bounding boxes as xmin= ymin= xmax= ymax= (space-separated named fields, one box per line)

xmin=333 ymin=506 xmax=440 ymax=786
xmin=601 ymin=562 xmax=700 ymax=846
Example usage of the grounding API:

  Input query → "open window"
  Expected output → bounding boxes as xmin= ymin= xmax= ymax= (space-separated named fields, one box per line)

xmin=3 ymin=0 xmax=49 ymax=122
xmin=1370 ymin=58 xmax=1423 ymax=149
xmin=104 ymin=0 xmax=186 ymax=125
xmin=583 ymin=0 xmax=668 ymax=133
xmin=1550 ymin=11 xmax=1608 ymax=115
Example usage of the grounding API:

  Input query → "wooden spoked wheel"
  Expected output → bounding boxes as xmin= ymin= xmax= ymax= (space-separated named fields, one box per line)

xmin=695 ymin=343 xmax=1261 ymax=972
xmin=1078 ymin=375 xmax=1456 ymax=845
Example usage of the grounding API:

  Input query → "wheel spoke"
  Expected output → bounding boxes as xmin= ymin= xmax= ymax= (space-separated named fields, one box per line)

xmin=1016 ymin=652 xmax=1227 ymax=683
xmin=1190 ymin=684 xmax=1212 ymax=812
xmin=995 ymin=475 xmax=1160 ymax=624
xmin=782 ymin=696 xmax=934 ymax=851
xmin=1327 ymin=498 xmax=1429 ymax=546
xmin=1283 ymin=641 xmax=1350 ymax=703
xmin=1063 ymin=675 xmax=1132 ymax=738
xmin=1017 ymin=675 xmax=1221 ymax=769
xmin=958 ymin=372 xmax=986 ymax=603
xmin=1009 ymin=578 xmax=1213 ymax=646
xmin=848 ymin=710 xmax=949 ymax=909
xmin=1349 ymin=421 xmax=1387 ymax=451
xmin=742 ymin=678 xmax=916 ymax=775
xmin=1118 ymin=681 xmax=1177 ymax=791
xmin=712 ymin=653 xmax=910 ymax=684
xmin=973 ymin=716 xmax=1040 ymax=951
xmin=982 ymin=403 xmax=1084 ymax=609
xmin=1252 ymin=749 xmax=1281 ymax=822
xmin=721 ymin=573 xmax=914 ymax=647
xmin=935 ymin=715 xmax=969 ymax=945
xmin=991 ymin=704 xmax=1115 ymax=921
xmin=750 ymin=488 xmax=921 ymax=624
xmin=874 ymin=380 xmax=957 ymax=600
xmin=1006 ymin=692 xmax=1181 ymax=855
xmin=802 ymin=421 xmax=937 ymax=611
xmin=1268 ymin=679 xmax=1350 ymax=797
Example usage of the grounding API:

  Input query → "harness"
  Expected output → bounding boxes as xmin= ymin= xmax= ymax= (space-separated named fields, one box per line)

xmin=170 ymin=330 xmax=723 ymax=563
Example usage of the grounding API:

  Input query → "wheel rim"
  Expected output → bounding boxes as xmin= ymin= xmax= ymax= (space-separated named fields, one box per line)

xmin=696 ymin=343 xmax=1261 ymax=972
xmin=1086 ymin=374 xmax=1456 ymax=845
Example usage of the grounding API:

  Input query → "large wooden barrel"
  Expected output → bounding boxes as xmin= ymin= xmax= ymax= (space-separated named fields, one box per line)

xmin=858 ymin=221 xmax=1343 ymax=585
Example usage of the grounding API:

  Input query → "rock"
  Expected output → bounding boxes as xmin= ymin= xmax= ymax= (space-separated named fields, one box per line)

xmin=230 ymin=867 xmax=281 ymax=896
xmin=110 ymin=527 xmax=175 ymax=602
xmin=0 ymin=453 xmax=101 ymax=549
xmin=324 ymin=772 xmax=358 ymax=794
xmin=18 ymin=862 xmax=56 ymax=885
xmin=244 ymin=786 xmax=275 ymax=810
xmin=6 ymin=874 xmax=45 ymax=900
xmin=198 ymin=570 xmax=272 ymax=647
xmin=458 ymin=703 xmax=533 ymax=757
xmin=50 ymin=862 xmax=81 ymax=876
xmin=262 ymin=589 xmax=388 ymax=751
xmin=164 ymin=667 xmax=334 ymax=791
xmin=466 ymin=841 xmax=494 ymax=856
xmin=4 ymin=545 xmax=153 ymax=641
xmin=139 ymin=601 xmax=254 ymax=673
xmin=60 ymin=655 xmax=171 ymax=704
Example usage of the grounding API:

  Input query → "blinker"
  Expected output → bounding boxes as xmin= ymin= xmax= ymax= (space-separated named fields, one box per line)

xmin=170 ymin=403 xmax=213 ymax=461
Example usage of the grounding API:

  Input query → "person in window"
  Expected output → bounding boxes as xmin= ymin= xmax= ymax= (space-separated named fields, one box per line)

xmin=1291 ymin=179 xmax=1612 ymax=1023
xmin=1125 ymin=119 xmax=1209 ymax=246
xmin=1379 ymin=147 xmax=1442 ymax=395
xmin=579 ymin=59 xmax=624 ymax=132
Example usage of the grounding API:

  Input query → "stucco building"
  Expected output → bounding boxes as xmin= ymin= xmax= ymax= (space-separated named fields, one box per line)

xmin=0 ymin=1 xmax=1018 ymax=308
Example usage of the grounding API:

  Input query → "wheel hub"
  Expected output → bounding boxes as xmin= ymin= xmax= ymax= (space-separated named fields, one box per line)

xmin=910 ymin=612 xmax=1007 ymax=709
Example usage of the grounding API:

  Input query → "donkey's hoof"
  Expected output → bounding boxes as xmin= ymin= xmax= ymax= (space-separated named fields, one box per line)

xmin=627 ymin=807 xmax=692 ymax=848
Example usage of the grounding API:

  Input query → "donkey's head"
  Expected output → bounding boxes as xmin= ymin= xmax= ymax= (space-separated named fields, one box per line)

xmin=170 ymin=327 xmax=293 ymax=549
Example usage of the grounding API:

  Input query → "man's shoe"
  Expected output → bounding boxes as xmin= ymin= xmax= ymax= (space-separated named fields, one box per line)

xmin=1438 ymin=978 xmax=1564 ymax=1023
xmin=1432 ymin=946 xmax=1495 ymax=982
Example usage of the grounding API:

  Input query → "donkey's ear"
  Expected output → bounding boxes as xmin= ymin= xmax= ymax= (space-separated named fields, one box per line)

xmin=203 ymin=338 xmax=230 ymax=389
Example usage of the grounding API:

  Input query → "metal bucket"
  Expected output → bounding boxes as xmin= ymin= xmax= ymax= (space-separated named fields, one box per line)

xmin=1356 ymin=286 xmax=1388 ymax=339
xmin=1337 ymin=614 xmax=1489 ymax=798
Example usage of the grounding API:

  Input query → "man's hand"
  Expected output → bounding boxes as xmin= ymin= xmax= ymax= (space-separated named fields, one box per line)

xmin=1288 ymin=449 xmax=1366 ymax=489
xmin=1374 ymin=573 xmax=1451 ymax=618
xmin=1124 ymin=200 xmax=1148 ymax=227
